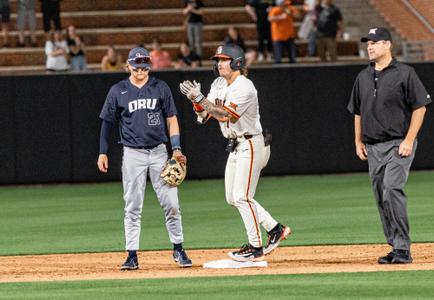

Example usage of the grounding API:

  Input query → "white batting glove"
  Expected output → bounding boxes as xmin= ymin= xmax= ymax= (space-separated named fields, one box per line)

xmin=179 ymin=80 xmax=204 ymax=103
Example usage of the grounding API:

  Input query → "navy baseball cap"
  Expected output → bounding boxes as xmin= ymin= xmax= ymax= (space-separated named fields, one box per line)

xmin=361 ymin=27 xmax=392 ymax=43
xmin=127 ymin=47 xmax=152 ymax=68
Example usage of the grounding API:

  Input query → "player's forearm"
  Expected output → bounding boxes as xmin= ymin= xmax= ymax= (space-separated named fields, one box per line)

xmin=405 ymin=106 xmax=426 ymax=142
xmin=166 ymin=116 xmax=180 ymax=136
xmin=199 ymin=98 xmax=230 ymax=119
xmin=99 ymin=120 xmax=113 ymax=154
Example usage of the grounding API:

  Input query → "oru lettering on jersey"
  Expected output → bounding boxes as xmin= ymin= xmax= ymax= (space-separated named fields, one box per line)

xmin=128 ymin=98 xmax=157 ymax=112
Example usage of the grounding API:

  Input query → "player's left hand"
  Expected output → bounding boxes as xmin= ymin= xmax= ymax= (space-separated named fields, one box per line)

xmin=172 ymin=150 xmax=187 ymax=165
xmin=399 ymin=138 xmax=414 ymax=157
xmin=180 ymin=80 xmax=204 ymax=103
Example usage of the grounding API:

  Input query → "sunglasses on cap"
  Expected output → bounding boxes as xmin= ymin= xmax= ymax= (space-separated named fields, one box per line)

xmin=131 ymin=66 xmax=150 ymax=72
xmin=127 ymin=56 xmax=152 ymax=64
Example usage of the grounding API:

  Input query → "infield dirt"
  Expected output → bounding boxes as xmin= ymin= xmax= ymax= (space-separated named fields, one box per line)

xmin=1 ymin=243 xmax=434 ymax=283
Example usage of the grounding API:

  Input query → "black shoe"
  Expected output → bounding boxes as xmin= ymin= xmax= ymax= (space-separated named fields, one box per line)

xmin=173 ymin=249 xmax=193 ymax=267
xmin=378 ymin=251 xmax=395 ymax=264
xmin=264 ymin=224 xmax=291 ymax=255
xmin=228 ymin=244 xmax=264 ymax=262
xmin=120 ymin=255 xmax=139 ymax=270
xmin=391 ymin=250 xmax=412 ymax=264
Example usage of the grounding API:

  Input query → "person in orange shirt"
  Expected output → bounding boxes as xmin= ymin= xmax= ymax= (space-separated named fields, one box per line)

xmin=268 ymin=0 xmax=299 ymax=63
xmin=149 ymin=38 xmax=172 ymax=69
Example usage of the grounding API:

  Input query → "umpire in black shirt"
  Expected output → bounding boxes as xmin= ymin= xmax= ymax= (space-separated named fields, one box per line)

xmin=347 ymin=27 xmax=431 ymax=264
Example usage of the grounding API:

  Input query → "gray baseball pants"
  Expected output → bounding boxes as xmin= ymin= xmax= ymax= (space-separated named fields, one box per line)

xmin=122 ymin=144 xmax=184 ymax=250
xmin=366 ymin=139 xmax=417 ymax=251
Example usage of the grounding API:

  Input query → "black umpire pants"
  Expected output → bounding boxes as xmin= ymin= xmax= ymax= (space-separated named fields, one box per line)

xmin=366 ymin=139 xmax=417 ymax=252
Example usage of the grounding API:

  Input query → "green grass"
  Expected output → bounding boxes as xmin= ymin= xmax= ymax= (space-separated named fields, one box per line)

xmin=1 ymin=271 xmax=434 ymax=300
xmin=0 ymin=171 xmax=434 ymax=255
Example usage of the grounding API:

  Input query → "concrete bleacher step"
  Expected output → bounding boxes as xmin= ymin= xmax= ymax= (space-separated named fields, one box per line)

xmin=0 ymin=40 xmax=359 ymax=67
xmin=4 ymin=23 xmax=265 ymax=47
xmin=7 ymin=7 xmax=255 ymax=31
xmin=7 ymin=0 xmax=248 ymax=12
xmin=0 ymin=55 xmax=367 ymax=74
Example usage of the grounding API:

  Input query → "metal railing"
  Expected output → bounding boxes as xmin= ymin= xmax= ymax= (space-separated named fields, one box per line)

xmin=401 ymin=0 xmax=434 ymax=34
xmin=402 ymin=40 xmax=434 ymax=61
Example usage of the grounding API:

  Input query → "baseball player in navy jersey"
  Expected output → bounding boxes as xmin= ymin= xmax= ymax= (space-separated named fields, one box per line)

xmin=180 ymin=45 xmax=291 ymax=262
xmin=97 ymin=47 xmax=192 ymax=270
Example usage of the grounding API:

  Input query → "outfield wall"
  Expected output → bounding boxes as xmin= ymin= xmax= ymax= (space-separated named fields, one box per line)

xmin=0 ymin=63 xmax=433 ymax=184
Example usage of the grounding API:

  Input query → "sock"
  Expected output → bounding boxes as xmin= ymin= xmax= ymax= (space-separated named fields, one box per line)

xmin=128 ymin=250 xmax=137 ymax=258
xmin=173 ymin=243 xmax=183 ymax=251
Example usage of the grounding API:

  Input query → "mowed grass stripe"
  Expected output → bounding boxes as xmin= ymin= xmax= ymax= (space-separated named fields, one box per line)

xmin=0 ymin=270 xmax=434 ymax=300
xmin=0 ymin=171 xmax=433 ymax=255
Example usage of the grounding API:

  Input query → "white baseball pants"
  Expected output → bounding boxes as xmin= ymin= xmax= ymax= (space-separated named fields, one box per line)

xmin=225 ymin=134 xmax=277 ymax=248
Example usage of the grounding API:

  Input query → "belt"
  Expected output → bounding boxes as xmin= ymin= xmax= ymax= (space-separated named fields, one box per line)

xmin=127 ymin=143 xmax=161 ymax=150
xmin=234 ymin=134 xmax=256 ymax=143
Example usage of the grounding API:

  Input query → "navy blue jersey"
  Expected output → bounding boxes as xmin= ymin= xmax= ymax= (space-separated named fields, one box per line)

xmin=99 ymin=77 xmax=177 ymax=147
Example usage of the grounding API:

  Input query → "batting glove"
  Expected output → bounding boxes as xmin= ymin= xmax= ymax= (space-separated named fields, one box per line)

xmin=179 ymin=80 xmax=204 ymax=103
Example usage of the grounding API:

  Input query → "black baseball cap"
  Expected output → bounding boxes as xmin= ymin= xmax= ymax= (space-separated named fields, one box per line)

xmin=361 ymin=27 xmax=392 ymax=42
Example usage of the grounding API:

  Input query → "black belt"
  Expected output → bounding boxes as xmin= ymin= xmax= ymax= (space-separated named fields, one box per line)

xmin=244 ymin=134 xmax=253 ymax=139
xmin=128 ymin=144 xmax=161 ymax=150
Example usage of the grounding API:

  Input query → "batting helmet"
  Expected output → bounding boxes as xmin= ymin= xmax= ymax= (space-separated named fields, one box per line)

xmin=212 ymin=45 xmax=245 ymax=71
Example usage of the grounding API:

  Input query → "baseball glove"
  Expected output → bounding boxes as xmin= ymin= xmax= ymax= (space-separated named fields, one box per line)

xmin=160 ymin=158 xmax=187 ymax=187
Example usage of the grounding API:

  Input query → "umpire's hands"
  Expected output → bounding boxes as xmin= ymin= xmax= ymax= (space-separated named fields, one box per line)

xmin=355 ymin=142 xmax=368 ymax=161
xmin=180 ymin=80 xmax=204 ymax=103
xmin=97 ymin=154 xmax=109 ymax=173
xmin=399 ymin=138 xmax=414 ymax=157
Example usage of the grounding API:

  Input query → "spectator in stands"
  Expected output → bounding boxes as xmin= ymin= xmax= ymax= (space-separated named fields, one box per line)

xmin=40 ymin=0 xmax=62 ymax=41
xmin=174 ymin=42 xmax=200 ymax=69
xmin=66 ymin=25 xmax=87 ymax=71
xmin=183 ymin=0 xmax=204 ymax=59
xmin=101 ymin=45 xmax=124 ymax=71
xmin=268 ymin=0 xmax=299 ymax=64
xmin=245 ymin=0 xmax=274 ymax=62
xmin=0 ymin=0 xmax=10 ymax=48
xmin=16 ymin=0 xmax=37 ymax=47
xmin=298 ymin=0 xmax=321 ymax=56
xmin=315 ymin=0 xmax=343 ymax=62
xmin=149 ymin=38 xmax=172 ymax=70
xmin=245 ymin=48 xmax=257 ymax=66
xmin=224 ymin=26 xmax=246 ymax=52
xmin=45 ymin=30 xmax=69 ymax=72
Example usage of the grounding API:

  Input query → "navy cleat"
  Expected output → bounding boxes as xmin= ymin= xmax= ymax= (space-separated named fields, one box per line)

xmin=263 ymin=224 xmax=291 ymax=255
xmin=228 ymin=244 xmax=264 ymax=262
xmin=378 ymin=251 xmax=395 ymax=264
xmin=120 ymin=255 xmax=139 ymax=271
xmin=173 ymin=249 xmax=193 ymax=267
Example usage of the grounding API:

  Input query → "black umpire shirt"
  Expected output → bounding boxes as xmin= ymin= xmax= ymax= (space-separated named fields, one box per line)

xmin=347 ymin=58 xmax=431 ymax=144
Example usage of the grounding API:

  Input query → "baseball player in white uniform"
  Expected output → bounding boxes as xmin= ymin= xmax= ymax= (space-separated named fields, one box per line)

xmin=180 ymin=45 xmax=291 ymax=262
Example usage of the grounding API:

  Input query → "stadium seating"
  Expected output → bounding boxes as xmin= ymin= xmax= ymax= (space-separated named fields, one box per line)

xmin=0 ymin=0 xmax=362 ymax=73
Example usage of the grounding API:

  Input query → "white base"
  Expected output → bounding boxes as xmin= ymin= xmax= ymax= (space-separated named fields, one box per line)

xmin=203 ymin=259 xmax=268 ymax=269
